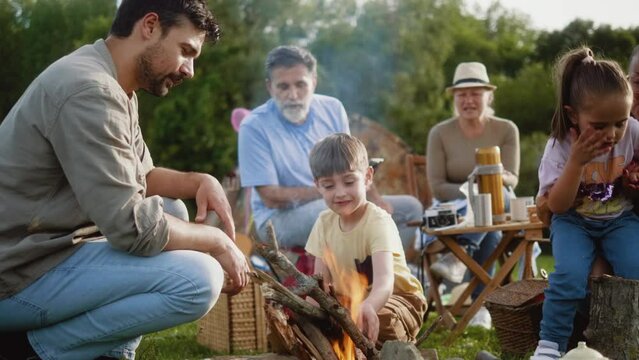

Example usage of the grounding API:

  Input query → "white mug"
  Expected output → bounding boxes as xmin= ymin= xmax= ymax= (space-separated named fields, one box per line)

xmin=510 ymin=196 xmax=534 ymax=222
xmin=474 ymin=193 xmax=492 ymax=227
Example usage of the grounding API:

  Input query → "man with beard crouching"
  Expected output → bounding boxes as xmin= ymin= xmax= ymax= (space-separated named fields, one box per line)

xmin=238 ymin=46 xmax=423 ymax=253
xmin=0 ymin=1 xmax=250 ymax=359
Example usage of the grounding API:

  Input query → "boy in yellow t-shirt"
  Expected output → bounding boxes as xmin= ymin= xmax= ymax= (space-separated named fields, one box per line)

xmin=305 ymin=133 xmax=426 ymax=344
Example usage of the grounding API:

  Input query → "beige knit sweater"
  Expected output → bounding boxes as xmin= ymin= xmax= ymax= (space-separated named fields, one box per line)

xmin=426 ymin=116 xmax=520 ymax=201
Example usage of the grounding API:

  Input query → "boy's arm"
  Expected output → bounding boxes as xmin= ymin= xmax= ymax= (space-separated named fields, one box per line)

xmin=358 ymin=251 xmax=394 ymax=341
xmin=307 ymin=257 xmax=331 ymax=307
xmin=313 ymin=257 xmax=332 ymax=293
xmin=364 ymin=252 xmax=394 ymax=309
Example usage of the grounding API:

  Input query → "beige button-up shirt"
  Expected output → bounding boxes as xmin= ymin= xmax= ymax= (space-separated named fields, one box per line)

xmin=0 ymin=39 xmax=169 ymax=299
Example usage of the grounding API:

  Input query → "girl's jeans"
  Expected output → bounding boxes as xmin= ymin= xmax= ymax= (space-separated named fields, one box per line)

xmin=0 ymin=199 xmax=224 ymax=360
xmin=540 ymin=210 xmax=639 ymax=352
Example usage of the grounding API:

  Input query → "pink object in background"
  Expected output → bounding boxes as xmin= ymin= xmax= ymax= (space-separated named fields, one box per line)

xmin=231 ymin=107 xmax=251 ymax=132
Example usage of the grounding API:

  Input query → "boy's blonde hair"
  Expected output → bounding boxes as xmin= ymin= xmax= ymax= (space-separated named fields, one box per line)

xmin=309 ymin=133 xmax=369 ymax=179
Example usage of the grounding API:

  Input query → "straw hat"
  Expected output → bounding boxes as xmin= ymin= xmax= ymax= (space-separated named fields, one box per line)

xmin=446 ymin=62 xmax=497 ymax=92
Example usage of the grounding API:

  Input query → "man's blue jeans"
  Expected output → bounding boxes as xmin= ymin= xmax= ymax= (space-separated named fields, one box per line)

xmin=540 ymin=210 xmax=639 ymax=352
xmin=258 ymin=195 xmax=423 ymax=252
xmin=0 ymin=199 xmax=223 ymax=360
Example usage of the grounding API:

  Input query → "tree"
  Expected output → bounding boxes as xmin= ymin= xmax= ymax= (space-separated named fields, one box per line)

xmin=493 ymin=62 xmax=554 ymax=135
xmin=535 ymin=19 xmax=639 ymax=67
xmin=0 ymin=0 xmax=25 ymax=115
xmin=0 ymin=0 xmax=115 ymax=120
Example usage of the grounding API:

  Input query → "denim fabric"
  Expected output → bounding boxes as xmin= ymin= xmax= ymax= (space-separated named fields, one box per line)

xmin=540 ymin=210 xmax=639 ymax=352
xmin=461 ymin=230 xmax=500 ymax=299
xmin=0 ymin=199 xmax=223 ymax=360
xmin=0 ymin=242 xmax=222 ymax=360
xmin=258 ymin=195 xmax=423 ymax=252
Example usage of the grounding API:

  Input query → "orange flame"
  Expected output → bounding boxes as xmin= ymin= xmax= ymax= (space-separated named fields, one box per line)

xmin=323 ymin=249 xmax=369 ymax=360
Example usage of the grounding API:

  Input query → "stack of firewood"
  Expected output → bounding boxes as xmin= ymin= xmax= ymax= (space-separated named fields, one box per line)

xmin=249 ymin=222 xmax=436 ymax=360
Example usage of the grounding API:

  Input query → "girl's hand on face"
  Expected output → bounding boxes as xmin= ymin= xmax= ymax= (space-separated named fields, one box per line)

xmin=569 ymin=127 xmax=612 ymax=165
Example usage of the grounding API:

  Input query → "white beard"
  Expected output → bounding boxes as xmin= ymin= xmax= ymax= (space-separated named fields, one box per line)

xmin=282 ymin=106 xmax=309 ymax=124
xmin=275 ymin=97 xmax=310 ymax=124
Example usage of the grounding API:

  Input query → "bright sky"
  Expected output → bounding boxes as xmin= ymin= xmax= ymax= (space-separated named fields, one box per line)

xmin=468 ymin=0 xmax=638 ymax=30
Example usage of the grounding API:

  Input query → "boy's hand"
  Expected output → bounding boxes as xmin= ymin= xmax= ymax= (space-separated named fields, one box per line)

xmin=357 ymin=302 xmax=379 ymax=342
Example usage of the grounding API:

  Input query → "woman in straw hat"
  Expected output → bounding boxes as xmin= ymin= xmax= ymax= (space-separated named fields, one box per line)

xmin=426 ymin=62 xmax=521 ymax=328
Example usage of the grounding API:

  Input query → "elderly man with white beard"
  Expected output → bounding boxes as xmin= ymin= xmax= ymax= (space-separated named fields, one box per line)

xmin=238 ymin=46 xmax=422 ymax=254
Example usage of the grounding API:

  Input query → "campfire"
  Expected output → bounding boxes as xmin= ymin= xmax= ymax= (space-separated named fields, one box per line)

xmin=249 ymin=222 xmax=430 ymax=360
xmin=324 ymin=249 xmax=369 ymax=360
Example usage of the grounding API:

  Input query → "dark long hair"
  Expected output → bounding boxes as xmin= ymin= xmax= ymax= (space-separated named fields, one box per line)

xmin=551 ymin=46 xmax=631 ymax=140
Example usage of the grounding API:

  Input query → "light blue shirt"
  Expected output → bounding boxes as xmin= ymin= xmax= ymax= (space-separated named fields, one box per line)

xmin=238 ymin=94 xmax=349 ymax=229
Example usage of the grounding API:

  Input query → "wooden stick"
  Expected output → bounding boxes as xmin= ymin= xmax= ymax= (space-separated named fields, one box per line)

xmin=415 ymin=315 xmax=443 ymax=347
xmin=252 ymin=270 xmax=327 ymax=321
xmin=253 ymin=222 xmax=379 ymax=359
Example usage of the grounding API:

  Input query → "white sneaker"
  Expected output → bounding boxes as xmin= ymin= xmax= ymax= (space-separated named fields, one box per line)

xmin=430 ymin=252 xmax=467 ymax=283
xmin=468 ymin=306 xmax=491 ymax=329
xmin=530 ymin=340 xmax=562 ymax=360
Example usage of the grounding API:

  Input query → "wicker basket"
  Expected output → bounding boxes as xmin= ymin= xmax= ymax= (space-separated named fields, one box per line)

xmin=485 ymin=279 xmax=548 ymax=356
xmin=197 ymin=278 xmax=268 ymax=353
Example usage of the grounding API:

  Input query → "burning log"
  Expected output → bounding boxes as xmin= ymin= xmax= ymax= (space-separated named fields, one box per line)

xmin=251 ymin=221 xmax=380 ymax=359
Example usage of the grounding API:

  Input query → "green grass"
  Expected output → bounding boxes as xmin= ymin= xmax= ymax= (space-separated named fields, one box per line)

xmin=136 ymin=254 xmax=555 ymax=359
xmin=136 ymin=323 xmax=222 ymax=360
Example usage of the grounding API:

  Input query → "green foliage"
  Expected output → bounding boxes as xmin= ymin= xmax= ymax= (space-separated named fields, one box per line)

xmin=420 ymin=319 xmax=501 ymax=359
xmin=3 ymin=0 xmax=639 ymax=186
xmin=136 ymin=322 xmax=221 ymax=360
xmin=517 ymin=132 xmax=549 ymax=198
xmin=0 ymin=0 xmax=24 ymax=113
xmin=536 ymin=19 xmax=639 ymax=68
xmin=494 ymin=62 xmax=555 ymax=135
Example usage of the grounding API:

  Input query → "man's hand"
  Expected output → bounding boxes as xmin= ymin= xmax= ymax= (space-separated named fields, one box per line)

xmin=210 ymin=237 xmax=251 ymax=295
xmin=194 ymin=174 xmax=236 ymax=241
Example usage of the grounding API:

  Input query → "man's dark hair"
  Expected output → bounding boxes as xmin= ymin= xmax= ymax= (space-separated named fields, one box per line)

xmin=110 ymin=0 xmax=220 ymax=43
xmin=265 ymin=46 xmax=317 ymax=80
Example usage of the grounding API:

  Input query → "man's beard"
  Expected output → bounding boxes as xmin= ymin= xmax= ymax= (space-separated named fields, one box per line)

xmin=275 ymin=99 xmax=310 ymax=124
xmin=138 ymin=43 xmax=184 ymax=97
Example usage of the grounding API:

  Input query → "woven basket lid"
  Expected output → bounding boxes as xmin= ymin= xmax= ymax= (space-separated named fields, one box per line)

xmin=485 ymin=279 xmax=548 ymax=307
